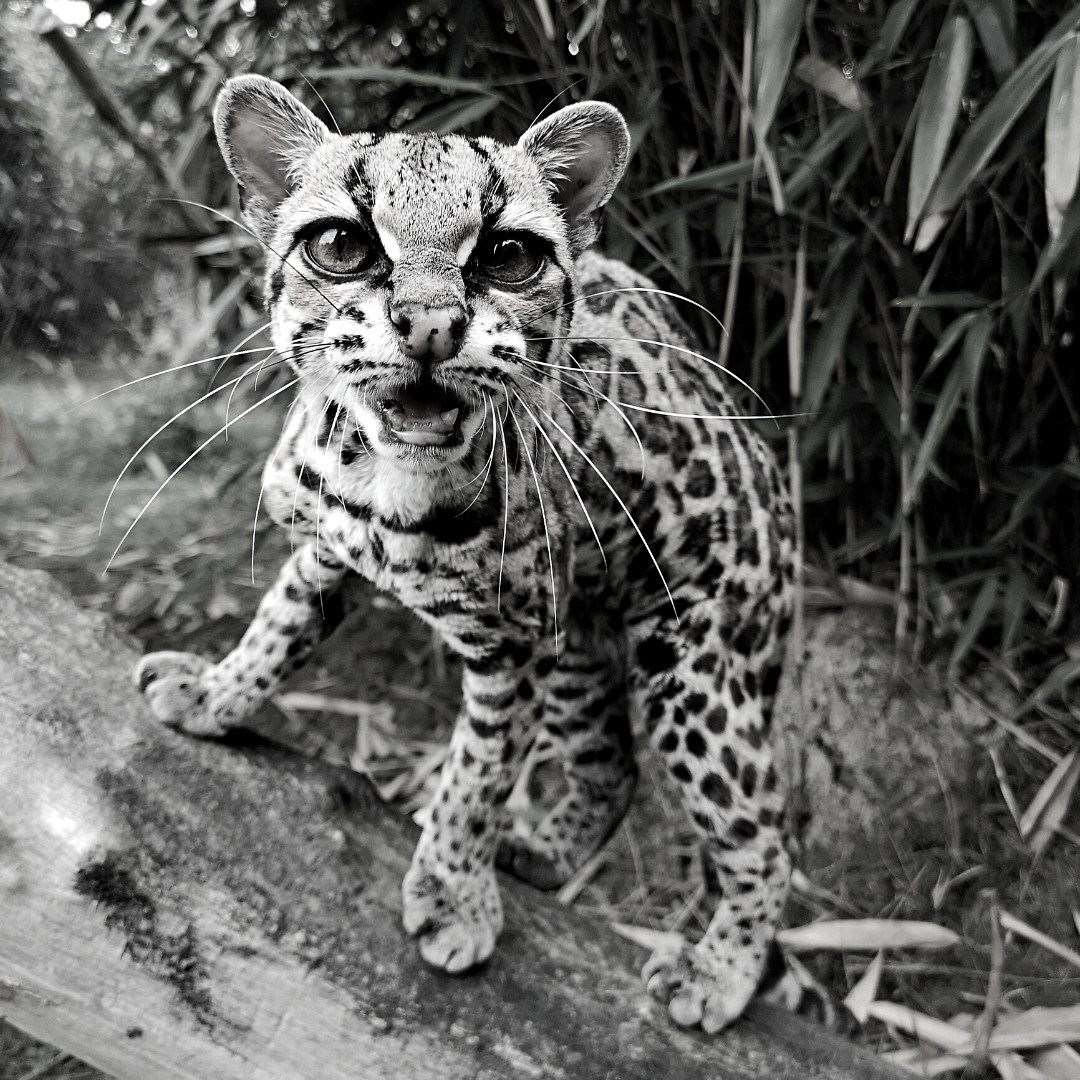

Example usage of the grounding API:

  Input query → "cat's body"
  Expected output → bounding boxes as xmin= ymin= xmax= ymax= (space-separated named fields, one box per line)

xmin=136 ymin=76 xmax=795 ymax=1033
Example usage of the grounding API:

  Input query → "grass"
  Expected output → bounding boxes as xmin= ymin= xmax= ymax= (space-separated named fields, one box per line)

xmin=1 ymin=339 xmax=1078 ymax=1078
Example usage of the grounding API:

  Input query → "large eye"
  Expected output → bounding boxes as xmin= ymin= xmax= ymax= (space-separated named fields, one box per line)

xmin=303 ymin=224 xmax=372 ymax=276
xmin=477 ymin=234 xmax=545 ymax=286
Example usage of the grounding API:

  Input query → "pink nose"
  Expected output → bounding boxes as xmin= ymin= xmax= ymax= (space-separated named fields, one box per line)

xmin=389 ymin=301 xmax=468 ymax=363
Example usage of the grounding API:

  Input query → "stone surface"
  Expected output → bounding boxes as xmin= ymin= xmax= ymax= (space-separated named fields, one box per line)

xmin=0 ymin=560 xmax=905 ymax=1080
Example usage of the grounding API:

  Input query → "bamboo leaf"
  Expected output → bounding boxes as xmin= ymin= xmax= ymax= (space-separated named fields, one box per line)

xmin=1022 ymin=751 xmax=1080 ymax=856
xmin=752 ymin=0 xmax=806 ymax=138
xmin=784 ymin=112 xmax=864 ymax=202
xmin=402 ymin=95 xmax=499 ymax=133
xmin=992 ymin=467 xmax=1062 ymax=540
xmin=306 ymin=65 xmax=497 ymax=97
xmin=858 ymin=0 xmax=921 ymax=76
xmin=803 ymin=266 xmax=864 ymax=415
xmin=643 ymin=159 xmax=756 ymax=197
xmin=948 ymin=573 xmax=999 ymax=678
xmin=905 ymin=15 xmax=974 ymax=244
xmin=1045 ymin=36 xmax=1080 ymax=242
xmin=793 ymin=55 xmax=867 ymax=111
xmin=966 ymin=0 xmax=1017 ymax=80
xmin=907 ymin=313 xmax=991 ymax=511
xmin=915 ymin=8 xmax=1080 ymax=251
xmin=1000 ymin=564 xmax=1031 ymax=655
xmin=1012 ymin=656 xmax=1080 ymax=721
xmin=1032 ymin=188 xmax=1080 ymax=289
xmin=923 ymin=311 xmax=980 ymax=379
xmin=891 ymin=292 xmax=988 ymax=308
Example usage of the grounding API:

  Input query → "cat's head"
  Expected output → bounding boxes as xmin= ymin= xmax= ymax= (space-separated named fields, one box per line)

xmin=214 ymin=75 xmax=629 ymax=472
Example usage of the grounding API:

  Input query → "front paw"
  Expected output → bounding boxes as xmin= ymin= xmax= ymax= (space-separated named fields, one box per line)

xmin=133 ymin=651 xmax=225 ymax=737
xmin=401 ymin=859 xmax=502 ymax=974
xmin=643 ymin=938 xmax=764 ymax=1034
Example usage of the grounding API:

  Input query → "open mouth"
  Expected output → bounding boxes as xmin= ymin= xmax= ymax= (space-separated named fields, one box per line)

xmin=377 ymin=379 xmax=467 ymax=448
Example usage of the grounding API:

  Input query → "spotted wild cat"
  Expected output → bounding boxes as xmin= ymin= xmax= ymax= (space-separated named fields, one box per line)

xmin=135 ymin=74 xmax=796 ymax=1033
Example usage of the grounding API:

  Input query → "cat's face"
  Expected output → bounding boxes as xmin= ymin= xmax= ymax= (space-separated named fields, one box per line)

xmin=215 ymin=76 xmax=628 ymax=473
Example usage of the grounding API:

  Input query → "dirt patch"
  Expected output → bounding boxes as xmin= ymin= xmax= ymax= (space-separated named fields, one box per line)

xmin=73 ymin=852 xmax=215 ymax=1028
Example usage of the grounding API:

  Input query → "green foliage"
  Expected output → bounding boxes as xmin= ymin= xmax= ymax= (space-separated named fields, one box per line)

xmin=0 ymin=17 xmax=143 ymax=352
xmin=30 ymin=0 xmax=1080 ymax=688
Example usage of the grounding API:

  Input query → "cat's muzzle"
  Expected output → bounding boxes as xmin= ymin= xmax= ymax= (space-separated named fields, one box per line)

xmin=377 ymin=378 xmax=467 ymax=448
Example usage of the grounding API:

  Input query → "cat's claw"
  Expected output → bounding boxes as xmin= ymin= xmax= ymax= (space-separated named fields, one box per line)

xmin=134 ymin=651 xmax=226 ymax=737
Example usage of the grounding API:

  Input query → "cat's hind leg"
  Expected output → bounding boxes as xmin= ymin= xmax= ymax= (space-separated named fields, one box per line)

xmin=632 ymin=593 xmax=790 ymax=1032
xmin=497 ymin=614 xmax=636 ymax=891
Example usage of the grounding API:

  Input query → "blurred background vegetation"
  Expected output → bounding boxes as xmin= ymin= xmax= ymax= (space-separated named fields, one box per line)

xmin=4 ymin=0 xmax=1080 ymax=701
xmin=2 ymin=3 xmax=1080 ymax=1075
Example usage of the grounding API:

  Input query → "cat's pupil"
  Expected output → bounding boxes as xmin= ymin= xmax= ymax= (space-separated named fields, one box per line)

xmin=494 ymin=239 xmax=522 ymax=262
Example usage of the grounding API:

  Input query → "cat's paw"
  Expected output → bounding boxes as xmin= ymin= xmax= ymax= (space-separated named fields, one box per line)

xmin=401 ymin=859 xmax=502 ymax=973
xmin=642 ymin=940 xmax=762 ymax=1034
xmin=134 ymin=651 xmax=225 ymax=737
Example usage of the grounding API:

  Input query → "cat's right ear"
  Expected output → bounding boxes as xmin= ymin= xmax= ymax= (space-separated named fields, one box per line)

xmin=213 ymin=75 xmax=329 ymax=238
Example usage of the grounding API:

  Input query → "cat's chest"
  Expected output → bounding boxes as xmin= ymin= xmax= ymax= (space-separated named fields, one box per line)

xmin=324 ymin=500 xmax=494 ymax=607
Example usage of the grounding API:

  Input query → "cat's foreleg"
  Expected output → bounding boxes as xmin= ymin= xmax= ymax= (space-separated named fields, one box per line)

xmin=135 ymin=541 xmax=350 ymax=736
xmin=402 ymin=613 xmax=550 ymax=972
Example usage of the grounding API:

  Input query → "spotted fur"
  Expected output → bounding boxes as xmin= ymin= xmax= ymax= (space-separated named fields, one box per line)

xmin=135 ymin=76 xmax=795 ymax=1033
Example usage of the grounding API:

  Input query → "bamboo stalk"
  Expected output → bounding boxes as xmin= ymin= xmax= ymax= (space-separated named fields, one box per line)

xmin=718 ymin=4 xmax=753 ymax=373
xmin=35 ymin=22 xmax=206 ymax=235
xmin=788 ymin=228 xmax=808 ymax=689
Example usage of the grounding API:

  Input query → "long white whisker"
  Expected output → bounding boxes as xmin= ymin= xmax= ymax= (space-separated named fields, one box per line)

xmin=160 ymin=199 xmax=345 ymax=316
xmin=224 ymin=343 xmax=283 ymax=438
xmin=294 ymin=67 xmax=342 ymax=136
xmin=495 ymin=399 xmax=512 ymax=611
xmin=508 ymin=367 xmax=580 ymax=418
xmin=100 ymin=359 xmax=271 ymax=534
xmin=290 ymin=379 xmax=339 ymax=557
xmin=250 ymin=477 xmax=267 ymax=586
xmin=80 ymin=343 xmax=274 ymax=406
xmin=507 ymin=396 xmax=559 ymax=658
xmin=523 ymin=286 xmax=730 ymax=340
xmin=314 ymin=389 xmax=345 ymax=616
xmin=104 ymin=378 xmax=300 ymax=574
xmin=458 ymin=402 xmax=498 ymax=515
xmin=516 ymin=361 xmax=647 ymax=480
xmin=526 ymin=334 xmax=777 ymax=425
xmin=608 ymin=402 xmax=805 ymax=422
xmin=207 ymin=321 xmax=276 ymax=389
xmin=537 ymin=406 xmax=679 ymax=622
xmin=513 ymin=390 xmax=606 ymax=571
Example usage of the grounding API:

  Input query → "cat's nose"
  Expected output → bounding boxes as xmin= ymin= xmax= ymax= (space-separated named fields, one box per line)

xmin=389 ymin=300 xmax=468 ymax=363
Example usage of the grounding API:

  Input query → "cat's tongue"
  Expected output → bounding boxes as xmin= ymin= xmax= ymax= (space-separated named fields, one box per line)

xmin=379 ymin=383 xmax=461 ymax=446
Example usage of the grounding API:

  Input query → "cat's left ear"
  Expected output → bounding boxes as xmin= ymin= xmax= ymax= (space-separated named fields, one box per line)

xmin=214 ymin=74 xmax=329 ymax=239
xmin=518 ymin=101 xmax=630 ymax=254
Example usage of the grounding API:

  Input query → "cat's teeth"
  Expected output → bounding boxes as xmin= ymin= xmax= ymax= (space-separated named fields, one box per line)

xmin=382 ymin=404 xmax=459 ymax=434
xmin=391 ymin=428 xmax=453 ymax=446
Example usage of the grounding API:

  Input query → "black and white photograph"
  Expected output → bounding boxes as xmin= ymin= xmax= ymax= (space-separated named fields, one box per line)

xmin=1 ymin=2 xmax=1079 ymax=1077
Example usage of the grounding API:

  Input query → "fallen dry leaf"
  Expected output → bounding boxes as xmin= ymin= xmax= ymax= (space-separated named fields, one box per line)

xmin=1000 ymin=909 xmax=1080 ymax=973
xmin=879 ymin=1050 xmax=970 ymax=1077
xmin=843 ymin=949 xmax=884 ymax=1024
xmin=1031 ymin=1043 xmax=1080 ymax=1080
xmin=778 ymin=919 xmax=960 ymax=954
xmin=1019 ymin=750 xmax=1079 ymax=856
xmin=985 ymin=1005 xmax=1080 ymax=1052
xmin=610 ymin=922 xmax=684 ymax=954
xmin=866 ymin=1001 xmax=970 ymax=1051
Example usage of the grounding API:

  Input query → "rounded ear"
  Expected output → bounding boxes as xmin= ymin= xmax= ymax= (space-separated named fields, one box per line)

xmin=518 ymin=101 xmax=630 ymax=253
xmin=213 ymin=75 xmax=329 ymax=237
